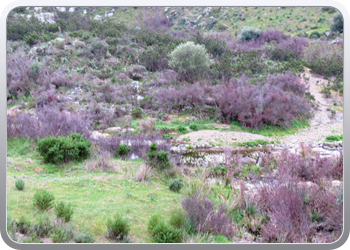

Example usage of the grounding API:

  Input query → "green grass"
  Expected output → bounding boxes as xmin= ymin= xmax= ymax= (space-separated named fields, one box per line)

xmin=237 ymin=139 xmax=272 ymax=147
xmin=7 ymin=138 xmax=187 ymax=243
xmin=229 ymin=119 xmax=310 ymax=137
xmin=325 ymin=135 xmax=343 ymax=142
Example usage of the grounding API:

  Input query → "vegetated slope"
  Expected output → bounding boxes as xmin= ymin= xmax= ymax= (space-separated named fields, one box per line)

xmin=6 ymin=6 xmax=343 ymax=244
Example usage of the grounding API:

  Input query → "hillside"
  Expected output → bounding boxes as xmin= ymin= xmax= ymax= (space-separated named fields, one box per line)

xmin=6 ymin=6 xmax=343 ymax=244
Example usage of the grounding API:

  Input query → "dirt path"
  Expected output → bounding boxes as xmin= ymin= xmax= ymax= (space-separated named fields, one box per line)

xmin=178 ymin=70 xmax=343 ymax=147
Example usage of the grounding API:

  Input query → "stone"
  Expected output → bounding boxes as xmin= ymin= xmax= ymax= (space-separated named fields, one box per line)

xmin=131 ymin=81 xmax=141 ymax=93
xmin=34 ymin=7 xmax=42 ymax=12
xmin=35 ymin=13 xmax=56 ymax=24
xmin=164 ymin=7 xmax=170 ymax=12
xmin=198 ymin=21 xmax=206 ymax=28
xmin=105 ymin=127 xmax=122 ymax=132
xmin=91 ymin=131 xmax=109 ymax=140
xmin=93 ymin=15 xmax=102 ymax=21
xmin=69 ymin=7 xmax=75 ymax=13
xmin=105 ymin=11 xmax=114 ymax=17
xmin=56 ymin=7 xmax=66 ymax=12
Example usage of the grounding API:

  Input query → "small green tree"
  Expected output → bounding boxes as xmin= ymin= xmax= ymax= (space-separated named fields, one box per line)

xmin=239 ymin=27 xmax=261 ymax=41
xmin=330 ymin=12 xmax=343 ymax=33
xmin=169 ymin=41 xmax=213 ymax=82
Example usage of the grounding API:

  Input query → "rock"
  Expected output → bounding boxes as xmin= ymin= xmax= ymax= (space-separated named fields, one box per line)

xmin=203 ymin=7 xmax=212 ymax=17
xmin=7 ymin=105 xmax=21 ymax=116
xmin=91 ymin=131 xmax=109 ymax=140
xmin=131 ymin=81 xmax=141 ymax=93
xmin=34 ymin=13 xmax=56 ymax=24
xmin=34 ymin=7 xmax=42 ymax=12
xmin=56 ymin=7 xmax=66 ymax=12
xmin=93 ymin=15 xmax=102 ymax=21
xmin=69 ymin=7 xmax=75 ymax=13
xmin=55 ymin=37 xmax=65 ymax=42
xmin=198 ymin=21 xmax=206 ymax=28
xmin=164 ymin=7 xmax=170 ymax=12
xmin=105 ymin=127 xmax=122 ymax=132
xmin=105 ymin=11 xmax=114 ymax=17
xmin=137 ymin=95 xmax=144 ymax=101
xmin=241 ymin=156 xmax=256 ymax=166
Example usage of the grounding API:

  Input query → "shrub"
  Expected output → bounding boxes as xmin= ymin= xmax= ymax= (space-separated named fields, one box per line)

xmin=239 ymin=27 xmax=261 ymax=41
xmin=50 ymin=226 xmax=72 ymax=243
xmin=24 ymin=31 xmax=39 ymax=46
xmin=136 ymin=164 xmax=153 ymax=182
xmin=330 ymin=12 xmax=343 ymax=33
xmin=36 ymin=133 xmax=91 ymax=164
xmin=74 ymin=231 xmax=95 ymax=243
xmin=15 ymin=179 xmax=25 ymax=190
xmin=33 ymin=190 xmax=55 ymax=211
xmin=169 ymin=179 xmax=183 ymax=192
xmin=115 ymin=144 xmax=131 ymax=158
xmin=325 ymin=135 xmax=343 ymax=142
xmin=31 ymin=213 xmax=53 ymax=237
xmin=169 ymin=41 xmax=214 ymax=82
xmin=151 ymin=221 xmax=183 ymax=243
xmin=140 ymin=45 xmax=169 ymax=71
xmin=131 ymin=107 xmax=144 ymax=119
xmin=189 ymin=124 xmax=199 ymax=131
xmin=268 ymin=37 xmax=309 ymax=61
xmin=155 ymin=150 xmax=170 ymax=170
xmin=107 ymin=214 xmax=130 ymax=241
xmin=214 ymin=77 xmax=311 ymax=129
xmin=16 ymin=216 xmax=31 ymax=234
xmin=182 ymin=193 xmax=234 ymax=238
xmin=169 ymin=209 xmax=186 ymax=229
xmin=178 ymin=126 xmax=189 ymax=134
xmin=147 ymin=214 xmax=163 ymax=232
xmin=54 ymin=201 xmax=74 ymax=222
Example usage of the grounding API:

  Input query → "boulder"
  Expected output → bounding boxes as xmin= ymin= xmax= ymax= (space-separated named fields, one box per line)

xmin=56 ymin=7 xmax=66 ymax=12
xmin=35 ymin=13 xmax=56 ymax=24
xmin=131 ymin=81 xmax=141 ymax=93
xmin=91 ymin=131 xmax=109 ymax=140
xmin=34 ymin=7 xmax=42 ymax=12
xmin=93 ymin=15 xmax=102 ymax=21
xmin=105 ymin=11 xmax=114 ymax=18
xmin=203 ymin=7 xmax=212 ymax=17
xmin=69 ymin=7 xmax=75 ymax=13
xmin=105 ymin=127 xmax=122 ymax=132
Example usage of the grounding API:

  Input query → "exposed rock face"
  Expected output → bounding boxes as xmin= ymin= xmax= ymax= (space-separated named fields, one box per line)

xmin=203 ymin=7 xmax=212 ymax=17
xmin=34 ymin=7 xmax=42 ymax=12
xmin=69 ymin=7 xmax=75 ymax=13
xmin=34 ymin=13 xmax=56 ymax=24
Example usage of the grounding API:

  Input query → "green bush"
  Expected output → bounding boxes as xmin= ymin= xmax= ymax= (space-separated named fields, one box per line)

xmin=36 ymin=133 xmax=91 ymax=164
xmin=24 ymin=31 xmax=39 ymax=46
xmin=330 ymin=12 xmax=343 ymax=33
xmin=178 ymin=126 xmax=189 ymax=134
xmin=107 ymin=214 xmax=130 ymax=241
xmin=16 ymin=216 xmax=31 ymax=234
xmin=54 ymin=201 xmax=74 ymax=222
xmin=29 ymin=62 xmax=41 ymax=81
xmin=33 ymin=190 xmax=55 ymax=211
xmin=31 ymin=213 xmax=53 ymax=237
xmin=189 ymin=124 xmax=199 ymax=131
xmin=151 ymin=221 xmax=183 ymax=243
xmin=169 ymin=209 xmax=186 ymax=229
xmin=50 ymin=226 xmax=72 ymax=243
xmin=22 ymin=233 xmax=44 ymax=243
xmin=15 ymin=179 xmax=25 ymax=190
xmin=131 ymin=107 xmax=144 ymax=119
xmin=239 ymin=27 xmax=261 ymax=41
xmin=115 ymin=144 xmax=131 ymax=158
xmin=155 ymin=150 xmax=170 ymax=170
xmin=147 ymin=214 xmax=163 ymax=232
xmin=169 ymin=41 xmax=214 ymax=82
xmin=74 ymin=231 xmax=95 ymax=243
xmin=150 ymin=142 xmax=158 ymax=151
xmin=169 ymin=179 xmax=183 ymax=192
xmin=325 ymin=135 xmax=343 ymax=142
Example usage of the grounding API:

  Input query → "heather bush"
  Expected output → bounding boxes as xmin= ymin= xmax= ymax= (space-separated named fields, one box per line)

xmin=36 ymin=133 xmax=91 ymax=164
xmin=16 ymin=216 xmax=31 ymax=234
xmin=182 ymin=193 xmax=234 ymax=238
xmin=15 ymin=179 xmax=25 ymax=190
xmin=239 ymin=27 xmax=261 ymax=41
xmin=107 ymin=214 xmax=130 ymax=241
xmin=304 ymin=42 xmax=343 ymax=77
xmin=267 ymin=37 xmax=309 ymax=61
xmin=54 ymin=201 xmax=74 ymax=222
xmin=257 ymin=183 xmax=313 ymax=243
xmin=169 ymin=41 xmax=214 ymax=82
xmin=214 ymin=78 xmax=311 ymax=129
xmin=276 ymin=145 xmax=343 ymax=183
xmin=31 ymin=213 xmax=54 ymax=237
xmin=142 ymin=7 xmax=173 ymax=31
xmin=259 ymin=29 xmax=286 ymax=43
xmin=169 ymin=179 xmax=183 ymax=192
xmin=33 ymin=190 xmax=55 ymax=211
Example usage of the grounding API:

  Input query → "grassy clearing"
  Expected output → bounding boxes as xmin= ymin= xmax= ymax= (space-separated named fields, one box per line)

xmin=229 ymin=119 xmax=310 ymax=138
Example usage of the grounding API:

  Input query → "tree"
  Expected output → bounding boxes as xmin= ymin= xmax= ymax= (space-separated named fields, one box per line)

xmin=168 ymin=41 xmax=213 ymax=82
xmin=330 ymin=12 xmax=343 ymax=33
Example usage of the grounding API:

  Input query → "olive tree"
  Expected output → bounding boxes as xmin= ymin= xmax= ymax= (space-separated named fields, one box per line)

xmin=168 ymin=41 xmax=213 ymax=82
